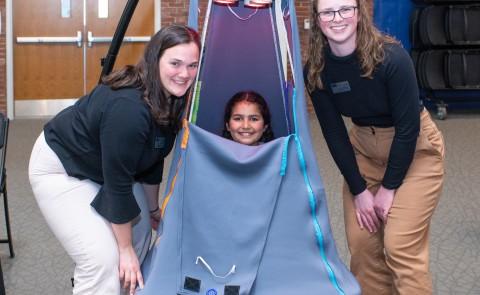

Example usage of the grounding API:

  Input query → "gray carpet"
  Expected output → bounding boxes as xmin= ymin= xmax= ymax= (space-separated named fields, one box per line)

xmin=0 ymin=111 xmax=479 ymax=294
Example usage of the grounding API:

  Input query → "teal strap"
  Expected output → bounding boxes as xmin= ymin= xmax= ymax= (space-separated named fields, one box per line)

xmin=286 ymin=86 xmax=345 ymax=295
xmin=293 ymin=134 xmax=344 ymax=295
xmin=280 ymin=134 xmax=294 ymax=176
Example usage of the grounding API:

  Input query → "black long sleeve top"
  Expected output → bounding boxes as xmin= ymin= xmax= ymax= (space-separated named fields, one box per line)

xmin=304 ymin=43 xmax=422 ymax=195
xmin=44 ymin=84 xmax=177 ymax=223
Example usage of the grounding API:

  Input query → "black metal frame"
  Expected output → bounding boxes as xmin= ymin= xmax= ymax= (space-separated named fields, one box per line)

xmin=0 ymin=113 xmax=13 ymax=259
xmin=0 ymin=113 xmax=12 ymax=295
xmin=98 ymin=0 xmax=140 ymax=82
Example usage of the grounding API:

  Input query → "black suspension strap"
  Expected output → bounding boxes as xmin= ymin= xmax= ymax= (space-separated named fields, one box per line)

xmin=98 ymin=0 xmax=140 ymax=83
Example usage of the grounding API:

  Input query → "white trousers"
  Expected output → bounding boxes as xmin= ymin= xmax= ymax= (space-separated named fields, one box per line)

xmin=28 ymin=132 xmax=152 ymax=295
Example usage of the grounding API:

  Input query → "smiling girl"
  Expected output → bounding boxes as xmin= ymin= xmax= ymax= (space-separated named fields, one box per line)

xmin=222 ymin=91 xmax=274 ymax=146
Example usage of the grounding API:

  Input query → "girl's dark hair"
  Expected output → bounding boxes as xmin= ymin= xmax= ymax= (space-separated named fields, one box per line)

xmin=222 ymin=91 xmax=275 ymax=143
xmin=102 ymin=24 xmax=200 ymax=130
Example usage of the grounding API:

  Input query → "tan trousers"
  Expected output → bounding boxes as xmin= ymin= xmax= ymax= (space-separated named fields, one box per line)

xmin=343 ymin=110 xmax=445 ymax=295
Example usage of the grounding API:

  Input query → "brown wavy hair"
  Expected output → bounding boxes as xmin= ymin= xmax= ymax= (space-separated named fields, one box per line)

xmin=306 ymin=0 xmax=398 ymax=92
xmin=102 ymin=24 xmax=200 ymax=129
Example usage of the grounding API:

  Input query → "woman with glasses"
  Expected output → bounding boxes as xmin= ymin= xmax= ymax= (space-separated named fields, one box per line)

xmin=304 ymin=0 xmax=445 ymax=294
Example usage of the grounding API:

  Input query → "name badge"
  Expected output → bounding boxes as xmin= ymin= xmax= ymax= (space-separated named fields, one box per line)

xmin=154 ymin=137 xmax=166 ymax=149
xmin=330 ymin=81 xmax=351 ymax=94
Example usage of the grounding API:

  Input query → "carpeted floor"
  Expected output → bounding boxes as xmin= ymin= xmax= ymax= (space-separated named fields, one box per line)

xmin=0 ymin=110 xmax=479 ymax=294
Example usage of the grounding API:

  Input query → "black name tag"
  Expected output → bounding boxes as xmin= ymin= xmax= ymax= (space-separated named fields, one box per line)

xmin=330 ymin=81 xmax=351 ymax=94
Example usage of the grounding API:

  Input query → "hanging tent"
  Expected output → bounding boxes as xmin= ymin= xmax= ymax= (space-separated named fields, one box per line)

xmin=138 ymin=0 xmax=360 ymax=294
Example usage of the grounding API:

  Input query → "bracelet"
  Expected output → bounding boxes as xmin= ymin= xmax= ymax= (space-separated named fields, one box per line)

xmin=149 ymin=206 xmax=160 ymax=214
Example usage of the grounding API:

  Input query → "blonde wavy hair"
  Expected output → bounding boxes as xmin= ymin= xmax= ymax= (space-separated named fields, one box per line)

xmin=306 ymin=0 xmax=398 ymax=92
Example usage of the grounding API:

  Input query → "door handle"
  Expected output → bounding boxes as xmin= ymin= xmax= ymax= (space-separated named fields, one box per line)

xmin=16 ymin=31 xmax=83 ymax=47
xmin=87 ymin=31 xmax=150 ymax=47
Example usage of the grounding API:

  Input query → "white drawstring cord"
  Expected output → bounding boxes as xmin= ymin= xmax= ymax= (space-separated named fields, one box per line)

xmin=195 ymin=256 xmax=236 ymax=279
xmin=227 ymin=5 xmax=259 ymax=21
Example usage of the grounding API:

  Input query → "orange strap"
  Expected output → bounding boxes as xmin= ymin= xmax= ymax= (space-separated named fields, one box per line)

xmin=161 ymin=121 xmax=189 ymax=218
xmin=181 ymin=119 xmax=190 ymax=149
xmin=160 ymin=158 xmax=182 ymax=218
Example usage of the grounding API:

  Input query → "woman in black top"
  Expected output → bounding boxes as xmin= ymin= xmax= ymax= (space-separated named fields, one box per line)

xmin=29 ymin=24 xmax=200 ymax=295
xmin=305 ymin=0 xmax=445 ymax=294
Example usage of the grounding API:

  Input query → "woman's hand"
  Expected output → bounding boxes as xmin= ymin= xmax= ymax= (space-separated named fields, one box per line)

xmin=353 ymin=189 xmax=381 ymax=233
xmin=111 ymin=222 xmax=144 ymax=294
xmin=149 ymin=207 xmax=161 ymax=230
xmin=142 ymin=183 xmax=161 ymax=230
xmin=118 ymin=245 xmax=144 ymax=295
xmin=373 ymin=186 xmax=395 ymax=224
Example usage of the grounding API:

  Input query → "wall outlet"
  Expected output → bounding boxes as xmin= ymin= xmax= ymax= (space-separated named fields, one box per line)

xmin=304 ymin=18 xmax=311 ymax=30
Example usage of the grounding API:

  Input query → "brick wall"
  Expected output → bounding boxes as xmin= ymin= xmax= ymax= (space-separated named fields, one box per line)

xmin=0 ymin=0 xmax=6 ymax=114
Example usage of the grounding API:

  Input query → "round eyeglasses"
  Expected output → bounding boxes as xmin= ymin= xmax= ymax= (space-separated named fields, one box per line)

xmin=317 ymin=6 xmax=357 ymax=22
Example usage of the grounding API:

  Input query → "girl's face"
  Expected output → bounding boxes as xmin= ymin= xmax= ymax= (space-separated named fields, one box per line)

xmin=316 ymin=0 xmax=359 ymax=56
xmin=226 ymin=101 xmax=268 ymax=146
xmin=158 ymin=42 xmax=199 ymax=97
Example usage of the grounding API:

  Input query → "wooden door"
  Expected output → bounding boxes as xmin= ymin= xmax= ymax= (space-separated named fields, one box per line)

xmin=85 ymin=0 xmax=154 ymax=92
xmin=13 ymin=0 xmax=154 ymax=101
xmin=13 ymin=0 xmax=84 ymax=99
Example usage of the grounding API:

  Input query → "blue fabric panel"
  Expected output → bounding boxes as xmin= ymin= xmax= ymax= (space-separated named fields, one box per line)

xmin=195 ymin=3 xmax=288 ymax=137
xmin=249 ymin=136 xmax=346 ymax=294
xmin=140 ymin=124 xmax=285 ymax=294
xmin=180 ymin=126 xmax=284 ymax=293
xmin=139 ymin=124 xmax=360 ymax=294
xmin=188 ymin=0 xmax=199 ymax=29
xmin=373 ymin=0 xmax=413 ymax=50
